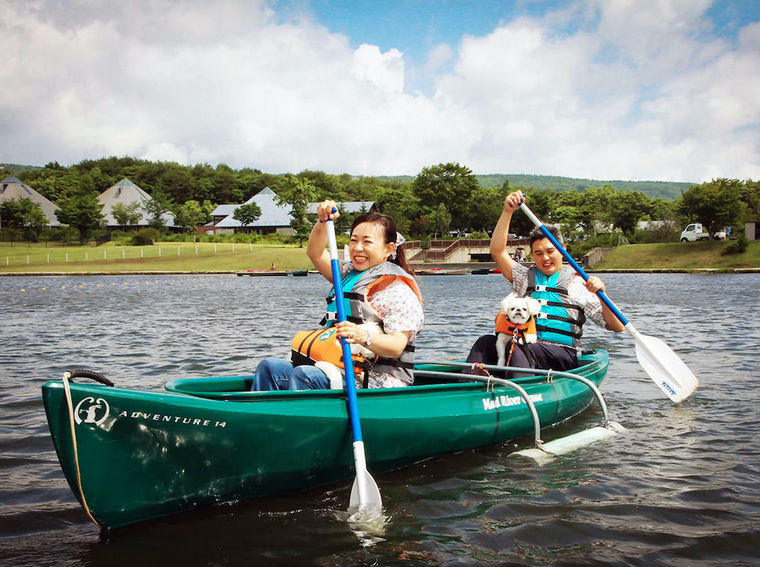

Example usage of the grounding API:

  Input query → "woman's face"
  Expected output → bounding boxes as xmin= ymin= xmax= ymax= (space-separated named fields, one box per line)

xmin=349 ymin=221 xmax=393 ymax=271
xmin=530 ymin=237 xmax=563 ymax=276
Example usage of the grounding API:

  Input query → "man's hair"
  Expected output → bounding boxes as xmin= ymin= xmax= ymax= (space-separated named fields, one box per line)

xmin=529 ymin=224 xmax=564 ymax=248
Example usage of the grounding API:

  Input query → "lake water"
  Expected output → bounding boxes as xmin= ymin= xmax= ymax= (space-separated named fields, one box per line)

xmin=1 ymin=272 xmax=759 ymax=566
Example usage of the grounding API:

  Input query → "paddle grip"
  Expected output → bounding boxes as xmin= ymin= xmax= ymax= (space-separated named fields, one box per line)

xmin=325 ymin=219 xmax=364 ymax=443
xmin=518 ymin=201 xmax=630 ymax=326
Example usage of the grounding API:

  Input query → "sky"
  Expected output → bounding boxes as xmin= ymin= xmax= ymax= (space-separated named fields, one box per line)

xmin=1 ymin=0 xmax=760 ymax=182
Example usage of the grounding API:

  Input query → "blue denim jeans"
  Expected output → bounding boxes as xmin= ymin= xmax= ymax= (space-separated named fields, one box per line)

xmin=253 ymin=358 xmax=330 ymax=391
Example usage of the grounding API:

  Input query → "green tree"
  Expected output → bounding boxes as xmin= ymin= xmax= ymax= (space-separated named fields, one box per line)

xmin=56 ymin=193 xmax=104 ymax=243
xmin=679 ymin=179 xmax=743 ymax=238
xmin=232 ymin=202 xmax=263 ymax=234
xmin=608 ymin=190 xmax=652 ymax=236
xmin=143 ymin=188 xmax=174 ymax=230
xmin=374 ymin=184 xmax=420 ymax=236
xmin=468 ymin=185 xmax=509 ymax=233
xmin=738 ymin=180 xmax=760 ymax=222
xmin=428 ymin=203 xmax=452 ymax=238
xmin=274 ymin=176 xmax=319 ymax=246
xmin=0 ymin=197 xmax=48 ymax=242
xmin=111 ymin=201 xmax=143 ymax=228
xmin=412 ymin=163 xmax=478 ymax=230
xmin=175 ymin=200 xmax=215 ymax=241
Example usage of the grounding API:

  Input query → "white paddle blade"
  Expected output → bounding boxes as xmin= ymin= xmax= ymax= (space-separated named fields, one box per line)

xmin=626 ymin=324 xmax=699 ymax=403
xmin=348 ymin=441 xmax=382 ymax=511
xmin=349 ymin=470 xmax=382 ymax=511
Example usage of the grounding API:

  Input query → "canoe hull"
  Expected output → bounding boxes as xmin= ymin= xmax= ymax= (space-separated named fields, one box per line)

xmin=42 ymin=351 xmax=609 ymax=529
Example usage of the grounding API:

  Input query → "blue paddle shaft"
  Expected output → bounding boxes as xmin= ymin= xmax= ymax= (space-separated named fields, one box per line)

xmin=326 ymin=220 xmax=364 ymax=443
xmin=518 ymin=202 xmax=630 ymax=326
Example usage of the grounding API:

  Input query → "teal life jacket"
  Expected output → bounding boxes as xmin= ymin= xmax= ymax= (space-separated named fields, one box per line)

xmin=322 ymin=269 xmax=366 ymax=326
xmin=310 ymin=262 xmax=421 ymax=385
xmin=526 ymin=266 xmax=586 ymax=347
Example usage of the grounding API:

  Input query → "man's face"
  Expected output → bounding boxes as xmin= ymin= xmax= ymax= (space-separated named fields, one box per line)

xmin=531 ymin=237 xmax=563 ymax=276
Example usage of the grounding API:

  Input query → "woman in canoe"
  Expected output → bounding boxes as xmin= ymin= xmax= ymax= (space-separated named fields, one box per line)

xmin=467 ymin=191 xmax=624 ymax=374
xmin=253 ymin=201 xmax=424 ymax=390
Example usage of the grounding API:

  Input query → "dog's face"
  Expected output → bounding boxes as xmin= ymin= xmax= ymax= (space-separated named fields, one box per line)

xmin=500 ymin=294 xmax=541 ymax=324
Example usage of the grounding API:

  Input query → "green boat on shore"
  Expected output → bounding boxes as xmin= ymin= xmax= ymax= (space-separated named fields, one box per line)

xmin=42 ymin=351 xmax=611 ymax=530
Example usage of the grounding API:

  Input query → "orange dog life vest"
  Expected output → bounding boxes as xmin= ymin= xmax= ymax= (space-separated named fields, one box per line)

xmin=495 ymin=309 xmax=537 ymax=343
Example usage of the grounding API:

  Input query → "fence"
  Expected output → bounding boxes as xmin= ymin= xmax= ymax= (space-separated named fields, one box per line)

xmin=1 ymin=242 xmax=256 ymax=268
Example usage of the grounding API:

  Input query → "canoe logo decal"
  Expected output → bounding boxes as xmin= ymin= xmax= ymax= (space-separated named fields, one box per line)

xmin=116 ymin=410 xmax=227 ymax=428
xmin=482 ymin=393 xmax=543 ymax=411
xmin=74 ymin=396 xmax=110 ymax=426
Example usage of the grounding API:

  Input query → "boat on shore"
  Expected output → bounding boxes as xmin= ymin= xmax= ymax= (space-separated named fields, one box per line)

xmin=468 ymin=267 xmax=491 ymax=275
xmin=417 ymin=268 xmax=469 ymax=276
xmin=237 ymin=270 xmax=308 ymax=277
xmin=42 ymin=351 xmax=610 ymax=530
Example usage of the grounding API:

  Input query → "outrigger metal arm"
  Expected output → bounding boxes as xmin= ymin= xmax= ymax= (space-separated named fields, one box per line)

xmin=414 ymin=362 xmax=624 ymax=465
xmin=517 ymin=199 xmax=699 ymax=403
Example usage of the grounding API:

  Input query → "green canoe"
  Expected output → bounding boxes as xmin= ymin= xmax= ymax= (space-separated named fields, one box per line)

xmin=42 ymin=351 xmax=610 ymax=530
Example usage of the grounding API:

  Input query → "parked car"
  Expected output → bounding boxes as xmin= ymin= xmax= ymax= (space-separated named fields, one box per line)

xmin=680 ymin=223 xmax=710 ymax=242
xmin=680 ymin=223 xmax=726 ymax=241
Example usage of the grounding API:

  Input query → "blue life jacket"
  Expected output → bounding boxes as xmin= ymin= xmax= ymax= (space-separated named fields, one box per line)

xmin=526 ymin=266 xmax=586 ymax=347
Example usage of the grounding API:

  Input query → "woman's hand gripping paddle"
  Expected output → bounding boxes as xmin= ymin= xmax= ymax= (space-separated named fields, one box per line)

xmin=324 ymin=215 xmax=382 ymax=512
xmin=518 ymin=200 xmax=699 ymax=403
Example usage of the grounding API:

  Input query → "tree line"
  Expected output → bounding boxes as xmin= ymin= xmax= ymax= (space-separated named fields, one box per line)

xmin=2 ymin=157 xmax=758 ymax=255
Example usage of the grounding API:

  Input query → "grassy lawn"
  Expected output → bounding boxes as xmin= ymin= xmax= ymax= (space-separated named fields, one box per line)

xmin=0 ymin=242 xmax=314 ymax=273
xmin=2 ymin=239 xmax=758 ymax=273
xmin=595 ymin=240 xmax=760 ymax=270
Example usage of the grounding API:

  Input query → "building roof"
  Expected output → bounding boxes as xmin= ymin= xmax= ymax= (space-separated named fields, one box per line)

xmin=306 ymin=201 xmax=375 ymax=214
xmin=97 ymin=178 xmax=175 ymax=227
xmin=213 ymin=187 xmax=293 ymax=228
xmin=0 ymin=176 xmax=61 ymax=226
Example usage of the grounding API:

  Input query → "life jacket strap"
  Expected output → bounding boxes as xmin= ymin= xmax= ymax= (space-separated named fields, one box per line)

xmin=320 ymin=312 xmax=364 ymax=326
xmin=528 ymin=284 xmax=568 ymax=294
xmin=535 ymin=323 xmax=583 ymax=339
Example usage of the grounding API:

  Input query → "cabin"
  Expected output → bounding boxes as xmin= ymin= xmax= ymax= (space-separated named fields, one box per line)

xmin=0 ymin=176 xmax=61 ymax=226
xmin=209 ymin=188 xmax=293 ymax=235
xmin=97 ymin=178 xmax=176 ymax=229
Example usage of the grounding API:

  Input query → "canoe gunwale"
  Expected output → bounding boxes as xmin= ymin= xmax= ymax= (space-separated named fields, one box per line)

xmin=162 ymin=354 xmax=605 ymax=401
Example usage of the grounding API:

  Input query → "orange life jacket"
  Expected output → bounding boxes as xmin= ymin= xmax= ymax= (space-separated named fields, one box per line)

xmin=494 ymin=309 xmax=537 ymax=343
xmin=290 ymin=327 xmax=369 ymax=376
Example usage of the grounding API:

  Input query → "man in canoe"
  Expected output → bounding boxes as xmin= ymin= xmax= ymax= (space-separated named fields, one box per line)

xmin=467 ymin=191 xmax=624 ymax=375
xmin=253 ymin=201 xmax=424 ymax=390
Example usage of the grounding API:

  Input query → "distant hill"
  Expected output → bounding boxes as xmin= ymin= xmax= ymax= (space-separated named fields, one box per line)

xmin=380 ymin=173 xmax=694 ymax=201
xmin=0 ymin=163 xmax=44 ymax=176
xmin=476 ymin=174 xmax=695 ymax=201
xmin=4 ymin=160 xmax=693 ymax=201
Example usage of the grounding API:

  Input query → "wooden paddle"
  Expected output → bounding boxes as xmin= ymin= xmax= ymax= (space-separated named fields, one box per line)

xmin=518 ymin=200 xmax=699 ymax=403
xmin=324 ymin=217 xmax=382 ymax=511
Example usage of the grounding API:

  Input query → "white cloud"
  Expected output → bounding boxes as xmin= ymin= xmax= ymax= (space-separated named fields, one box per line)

xmin=1 ymin=0 xmax=759 ymax=182
xmin=351 ymin=44 xmax=405 ymax=93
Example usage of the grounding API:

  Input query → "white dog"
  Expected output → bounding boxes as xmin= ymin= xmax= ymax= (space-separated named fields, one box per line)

xmin=495 ymin=293 xmax=542 ymax=366
xmin=316 ymin=322 xmax=383 ymax=389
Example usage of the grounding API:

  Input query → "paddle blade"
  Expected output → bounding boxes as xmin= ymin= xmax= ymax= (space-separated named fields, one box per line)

xmin=627 ymin=324 xmax=699 ymax=403
xmin=349 ymin=469 xmax=382 ymax=511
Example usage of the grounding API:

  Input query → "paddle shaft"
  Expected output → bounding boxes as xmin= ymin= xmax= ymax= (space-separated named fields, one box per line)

xmin=518 ymin=199 xmax=698 ymax=402
xmin=325 ymin=218 xmax=382 ymax=509
xmin=518 ymin=203 xmax=630 ymax=326
xmin=325 ymin=220 xmax=363 ymax=442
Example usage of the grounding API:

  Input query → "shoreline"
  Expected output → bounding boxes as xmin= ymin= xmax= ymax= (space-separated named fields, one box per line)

xmin=1 ymin=265 xmax=759 ymax=277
